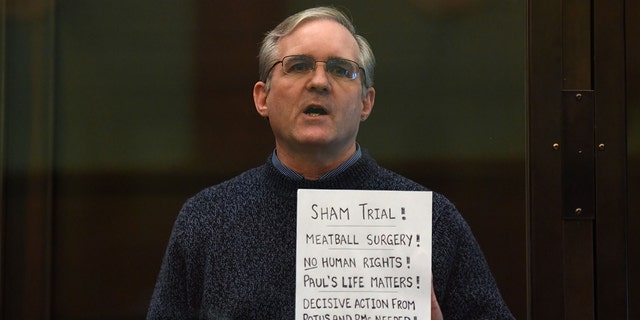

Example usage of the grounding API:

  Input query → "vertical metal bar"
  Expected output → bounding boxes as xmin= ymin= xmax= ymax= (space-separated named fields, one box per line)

xmin=593 ymin=0 xmax=629 ymax=317
xmin=562 ymin=221 xmax=595 ymax=319
xmin=561 ymin=0 xmax=596 ymax=318
xmin=528 ymin=0 xmax=565 ymax=318
xmin=0 ymin=0 xmax=7 ymax=315
xmin=562 ymin=0 xmax=592 ymax=89
xmin=625 ymin=0 xmax=640 ymax=318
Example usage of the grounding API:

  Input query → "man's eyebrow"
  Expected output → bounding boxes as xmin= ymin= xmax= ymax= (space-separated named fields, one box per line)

xmin=325 ymin=56 xmax=359 ymax=63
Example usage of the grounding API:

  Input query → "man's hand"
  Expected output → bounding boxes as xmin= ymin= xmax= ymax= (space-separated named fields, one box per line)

xmin=431 ymin=278 xmax=443 ymax=320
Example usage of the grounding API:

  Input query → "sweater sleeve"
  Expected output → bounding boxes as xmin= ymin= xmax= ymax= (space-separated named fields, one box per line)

xmin=431 ymin=194 xmax=515 ymax=320
xmin=147 ymin=201 xmax=204 ymax=320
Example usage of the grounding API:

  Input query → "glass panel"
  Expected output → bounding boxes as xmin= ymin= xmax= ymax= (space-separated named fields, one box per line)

xmin=52 ymin=0 xmax=525 ymax=318
xmin=54 ymin=1 xmax=197 ymax=317
xmin=3 ymin=3 xmax=56 ymax=317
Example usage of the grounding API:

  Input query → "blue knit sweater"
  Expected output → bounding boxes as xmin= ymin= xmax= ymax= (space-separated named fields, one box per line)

xmin=147 ymin=152 xmax=514 ymax=319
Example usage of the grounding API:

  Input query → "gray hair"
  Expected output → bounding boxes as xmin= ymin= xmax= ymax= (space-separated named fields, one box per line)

xmin=258 ymin=7 xmax=375 ymax=91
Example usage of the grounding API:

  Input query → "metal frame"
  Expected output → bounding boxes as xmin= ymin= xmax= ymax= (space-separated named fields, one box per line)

xmin=528 ymin=0 xmax=629 ymax=318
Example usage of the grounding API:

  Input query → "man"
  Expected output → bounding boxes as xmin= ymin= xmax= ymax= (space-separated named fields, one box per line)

xmin=148 ymin=6 xmax=514 ymax=319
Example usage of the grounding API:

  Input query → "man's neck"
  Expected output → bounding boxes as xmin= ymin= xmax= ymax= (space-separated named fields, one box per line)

xmin=274 ymin=143 xmax=357 ymax=181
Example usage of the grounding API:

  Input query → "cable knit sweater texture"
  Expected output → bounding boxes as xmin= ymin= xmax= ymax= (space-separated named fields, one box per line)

xmin=148 ymin=152 xmax=514 ymax=319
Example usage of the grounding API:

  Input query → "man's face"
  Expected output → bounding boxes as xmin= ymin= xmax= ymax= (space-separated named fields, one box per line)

xmin=254 ymin=19 xmax=375 ymax=156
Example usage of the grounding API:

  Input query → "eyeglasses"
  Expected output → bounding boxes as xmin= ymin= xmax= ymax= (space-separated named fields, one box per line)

xmin=267 ymin=55 xmax=365 ymax=81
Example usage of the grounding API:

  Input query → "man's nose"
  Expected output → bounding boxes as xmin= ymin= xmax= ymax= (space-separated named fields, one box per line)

xmin=308 ymin=62 xmax=331 ymax=92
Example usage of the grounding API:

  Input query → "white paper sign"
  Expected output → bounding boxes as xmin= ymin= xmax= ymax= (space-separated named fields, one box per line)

xmin=296 ymin=189 xmax=432 ymax=320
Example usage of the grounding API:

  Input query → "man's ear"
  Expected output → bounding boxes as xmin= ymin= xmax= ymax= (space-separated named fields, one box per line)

xmin=360 ymin=87 xmax=375 ymax=121
xmin=253 ymin=81 xmax=269 ymax=118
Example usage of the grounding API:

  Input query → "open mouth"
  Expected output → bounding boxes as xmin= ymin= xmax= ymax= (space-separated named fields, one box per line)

xmin=304 ymin=106 xmax=328 ymax=117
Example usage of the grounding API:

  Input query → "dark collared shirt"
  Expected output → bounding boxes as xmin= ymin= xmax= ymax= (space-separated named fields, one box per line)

xmin=271 ymin=144 xmax=362 ymax=181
